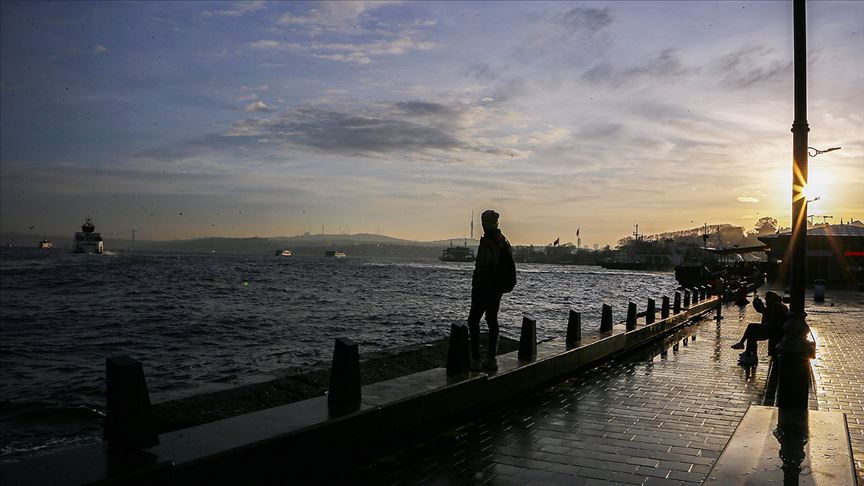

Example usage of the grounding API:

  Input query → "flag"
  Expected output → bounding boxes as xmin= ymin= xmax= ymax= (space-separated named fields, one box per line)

xmin=553 ymin=237 xmax=560 ymax=246
xmin=576 ymin=227 xmax=580 ymax=237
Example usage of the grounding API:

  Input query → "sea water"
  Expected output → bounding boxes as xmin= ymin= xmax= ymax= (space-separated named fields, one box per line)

xmin=0 ymin=247 xmax=677 ymax=462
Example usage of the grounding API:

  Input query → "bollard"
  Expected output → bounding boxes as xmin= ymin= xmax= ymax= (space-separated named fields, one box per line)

xmin=693 ymin=288 xmax=700 ymax=304
xmin=814 ymin=279 xmax=826 ymax=302
xmin=446 ymin=322 xmax=470 ymax=374
xmin=692 ymin=334 xmax=696 ymax=341
xmin=683 ymin=289 xmax=691 ymax=308
xmin=328 ymin=337 xmax=361 ymax=411
xmin=673 ymin=291 xmax=682 ymax=314
xmin=104 ymin=356 xmax=159 ymax=450
xmin=646 ymin=298 xmax=656 ymax=324
xmin=626 ymin=302 xmax=637 ymax=331
xmin=673 ymin=342 xmax=679 ymax=352
xmin=566 ymin=310 xmax=581 ymax=347
xmin=700 ymin=286 xmax=707 ymax=301
xmin=519 ymin=315 xmax=537 ymax=360
xmin=601 ymin=304 xmax=613 ymax=332
xmin=661 ymin=296 xmax=670 ymax=319
xmin=661 ymin=347 xmax=668 ymax=357
xmin=683 ymin=337 xmax=688 ymax=347
xmin=715 ymin=300 xmax=723 ymax=321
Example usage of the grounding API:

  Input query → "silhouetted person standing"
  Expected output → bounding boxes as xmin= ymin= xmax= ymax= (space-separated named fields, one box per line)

xmin=467 ymin=210 xmax=516 ymax=371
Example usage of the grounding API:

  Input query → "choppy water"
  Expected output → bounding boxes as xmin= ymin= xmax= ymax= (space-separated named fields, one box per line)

xmin=0 ymin=247 xmax=677 ymax=462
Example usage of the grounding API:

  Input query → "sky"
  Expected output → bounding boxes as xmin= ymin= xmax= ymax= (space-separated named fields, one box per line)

xmin=1 ymin=1 xmax=862 ymax=246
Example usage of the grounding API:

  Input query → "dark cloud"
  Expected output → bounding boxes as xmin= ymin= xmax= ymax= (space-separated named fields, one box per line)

xmin=557 ymin=7 xmax=613 ymax=32
xmin=224 ymin=101 xmax=509 ymax=158
xmin=465 ymin=62 xmax=497 ymax=81
xmin=712 ymin=46 xmax=791 ymax=89
xmin=582 ymin=48 xmax=686 ymax=86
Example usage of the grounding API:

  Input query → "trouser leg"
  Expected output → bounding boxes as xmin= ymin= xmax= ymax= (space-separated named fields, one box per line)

xmin=743 ymin=323 xmax=767 ymax=355
xmin=467 ymin=299 xmax=484 ymax=360
xmin=485 ymin=293 xmax=503 ymax=360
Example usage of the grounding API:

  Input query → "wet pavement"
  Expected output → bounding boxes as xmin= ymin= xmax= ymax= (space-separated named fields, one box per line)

xmin=340 ymin=290 xmax=863 ymax=485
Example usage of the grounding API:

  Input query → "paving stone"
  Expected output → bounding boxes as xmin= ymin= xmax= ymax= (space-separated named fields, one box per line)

xmin=336 ymin=293 xmax=863 ymax=484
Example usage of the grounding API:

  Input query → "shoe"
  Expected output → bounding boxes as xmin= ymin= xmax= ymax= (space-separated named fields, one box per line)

xmin=482 ymin=358 xmax=498 ymax=372
xmin=731 ymin=342 xmax=745 ymax=350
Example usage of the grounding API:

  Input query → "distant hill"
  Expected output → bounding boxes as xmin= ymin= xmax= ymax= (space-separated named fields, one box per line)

xmin=0 ymin=231 xmax=478 ymax=258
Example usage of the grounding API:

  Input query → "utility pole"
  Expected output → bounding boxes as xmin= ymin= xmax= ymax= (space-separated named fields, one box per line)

xmin=470 ymin=210 xmax=474 ymax=241
xmin=777 ymin=0 xmax=815 ymax=413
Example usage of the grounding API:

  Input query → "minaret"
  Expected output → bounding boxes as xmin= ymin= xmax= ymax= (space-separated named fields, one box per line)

xmin=470 ymin=210 xmax=474 ymax=240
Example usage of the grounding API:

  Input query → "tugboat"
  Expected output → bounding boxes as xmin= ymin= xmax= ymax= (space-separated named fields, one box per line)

xmin=38 ymin=236 xmax=53 ymax=249
xmin=439 ymin=240 xmax=475 ymax=262
xmin=73 ymin=216 xmax=104 ymax=254
xmin=274 ymin=249 xmax=292 ymax=256
xmin=324 ymin=250 xmax=346 ymax=258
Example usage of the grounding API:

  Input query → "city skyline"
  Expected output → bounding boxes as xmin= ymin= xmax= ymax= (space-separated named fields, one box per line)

xmin=2 ymin=1 xmax=862 ymax=246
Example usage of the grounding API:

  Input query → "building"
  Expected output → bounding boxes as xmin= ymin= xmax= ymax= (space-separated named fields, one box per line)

xmin=758 ymin=224 xmax=864 ymax=287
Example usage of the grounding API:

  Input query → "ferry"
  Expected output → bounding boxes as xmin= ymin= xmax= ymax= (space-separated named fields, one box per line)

xmin=73 ymin=216 xmax=104 ymax=254
xmin=274 ymin=249 xmax=292 ymax=257
xmin=439 ymin=240 xmax=475 ymax=262
xmin=324 ymin=250 xmax=346 ymax=258
xmin=38 ymin=237 xmax=53 ymax=249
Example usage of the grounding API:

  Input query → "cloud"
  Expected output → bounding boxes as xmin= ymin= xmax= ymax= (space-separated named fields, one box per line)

xmin=557 ymin=6 xmax=614 ymax=32
xmin=242 ymin=101 xmax=273 ymax=113
xmin=276 ymin=1 xmax=398 ymax=34
xmin=204 ymin=1 xmax=266 ymax=17
xmin=712 ymin=46 xmax=791 ymax=89
xmin=250 ymin=36 xmax=437 ymax=64
xmin=582 ymin=48 xmax=687 ymax=86
xmin=222 ymin=99 xmax=523 ymax=160
xmin=737 ymin=196 xmax=760 ymax=203
xmin=93 ymin=44 xmax=108 ymax=54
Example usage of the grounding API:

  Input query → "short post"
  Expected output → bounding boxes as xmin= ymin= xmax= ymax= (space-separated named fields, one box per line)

xmin=446 ymin=323 xmax=470 ymax=374
xmin=661 ymin=296 xmax=670 ymax=319
xmin=700 ymin=286 xmax=707 ymax=300
xmin=673 ymin=291 xmax=681 ymax=314
xmin=104 ymin=356 xmax=159 ymax=450
xmin=600 ymin=303 xmax=613 ymax=332
xmin=693 ymin=288 xmax=700 ymax=304
xmin=519 ymin=315 xmax=537 ymax=360
xmin=715 ymin=299 xmax=723 ymax=321
xmin=813 ymin=279 xmax=825 ymax=302
xmin=683 ymin=337 xmax=688 ymax=346
xmin=683 ymin=289 xmax=691 ymax=308
xmin=566 ymin=310 xmax=581 ymax=347
xmin=626 ymin=302 xmax=637 ymax=331
xmin=660 ymin=347 xmax=668 ymax=357
xmin=673 ymin=342 xmax=679 ymax=352
xmin=646 ymin=298 xmax=656 ymax=324
xmin=328 ymin=337 xmax=361 ymax=412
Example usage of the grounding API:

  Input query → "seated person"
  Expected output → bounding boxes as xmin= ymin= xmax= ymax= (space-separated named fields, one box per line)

xmin=730 ymin=291 xmax=788 ymax=365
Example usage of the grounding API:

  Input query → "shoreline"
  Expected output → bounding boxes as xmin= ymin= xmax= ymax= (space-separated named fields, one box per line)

xmin=151 ymin=333 xmax=519 ymax=433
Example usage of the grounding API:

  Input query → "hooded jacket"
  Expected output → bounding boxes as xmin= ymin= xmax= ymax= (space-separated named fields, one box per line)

xmin=472 ymin=228 xmax=513 ymax=292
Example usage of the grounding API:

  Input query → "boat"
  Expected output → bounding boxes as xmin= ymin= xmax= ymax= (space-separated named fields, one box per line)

xmin=73 ymin=216 xmax=104 ymax=254
xmin=598 ymin=230 xmax=681 ymax=271
xmin=324 ymin=250 xmax=346 ymax=258
xmin=38 ymin=237 xmax=53 ymax=249
xmin=274 ymin=249 xmax=292 ymax=256
xmin=439 ymin=240 xmax=475 ymax=262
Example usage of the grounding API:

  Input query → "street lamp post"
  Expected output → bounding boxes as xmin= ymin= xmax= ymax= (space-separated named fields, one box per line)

xmin=776 ymin=0 xmax=815 ymax=412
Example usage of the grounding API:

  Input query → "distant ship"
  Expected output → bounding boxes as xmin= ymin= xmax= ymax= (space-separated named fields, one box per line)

xmin=38 ymin=237 xmax=53 ymax=249
xmin=324 ymin=250 xmax=346 ymax=258
xmin=73 ymin=216 xmax=104 ymax=254
xmin=440 ymin=240 xmax=475 ymax=262
xmin=274 ymin=249 xmax=292 ymax=256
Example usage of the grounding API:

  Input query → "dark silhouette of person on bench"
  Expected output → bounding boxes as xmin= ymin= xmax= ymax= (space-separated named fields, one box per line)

xmin=730 ymin=291 xmax=788 ymax=366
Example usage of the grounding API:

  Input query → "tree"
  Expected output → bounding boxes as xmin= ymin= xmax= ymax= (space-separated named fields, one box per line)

xmin=752 ymin=217 xmax=778 ymax=236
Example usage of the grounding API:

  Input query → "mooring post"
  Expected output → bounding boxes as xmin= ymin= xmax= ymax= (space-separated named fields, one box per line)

xmin=601 ymin=303 xmax=613 ymax=332
xmin=519 ymin=315 xmax=537 ymax=360
xmin=566 ymin=310 xmax=581 ymax=347
xmin=446 ymin=322 xmax=470 ymax=374
xmin=683 ymin=289 xmax=691 ymax=308
xmin=328 ymin=337 xmax=361 ymax=412
xmin=661 ymin=296 xmax=670 ymax=319
xmin=646 ymin=298 xmax=656 ymax=324
xmin=700 ymin=286 xmax=707 ymax=301
xmin=693 ymin=288 xmax=700 ymax=304
xmin=674 ymin=291 xmax=682 ymax=314
xmin=683 ymin=337 xmax=688 ymax=346
xmin=715 ymin=299 xmax=723 ymax=321
xmin=104 ymin=355 xmax=159 ymax=450
xmin=626 ymin=302 xmax=637 ymax=331
xmin=661 ymin=346 xmax=668 ymax=357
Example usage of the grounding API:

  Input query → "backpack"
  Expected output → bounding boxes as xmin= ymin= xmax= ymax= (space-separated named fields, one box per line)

xmin=497 ymin=245 xmax=517 ymax=293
